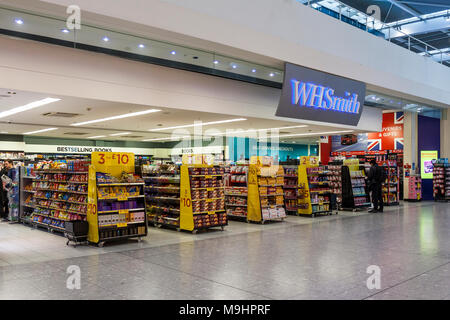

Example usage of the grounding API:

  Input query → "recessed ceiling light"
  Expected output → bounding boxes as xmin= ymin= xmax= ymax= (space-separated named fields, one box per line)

xmin=213 ymin=60 xmax=219 ymax=64
xmin=0 ymin=131 xmax=8 ymax=134
xmin=86 ymin=135 xmax=106 ymax=139
xmin=222 ymin=125 xmax=308 ymax=136
xmin=61 ymin=29 xmax=70 ymax=33
xmin=102 ymin=36 xmax=109 ymax=42
xmin=138 ymin=44 xmax=145 ymax=48
xmin=14 ymin=18 xmax=23 ymax=25
xmin=23 ymin=128 xmax=57 ymax=135
xmin=171 ymin=51 xmax=176 ymax=55
xmin=149 ymin=118 xmax=247 ymax=131
xmin=109 ymin=132 xmax=131 ymax=136
xmin=232 ymin=65 xmax=237 ymax=69
xmin=252 ymin=69 xmax=256 ymax=73
xmin=0 ymin=97 xmax=61 ymax=119
xmin=71 ymin=109 xmax=161 ymax=126
xmin=269 ymin=73 xmax=275 ymax=77
xmin=142 ymin=135 xmax=190 ymax=142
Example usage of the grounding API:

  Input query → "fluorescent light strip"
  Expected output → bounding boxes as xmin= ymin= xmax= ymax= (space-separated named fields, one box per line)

xmin=0 ymin=98 xmax=61 ymax=119
xmin=142 ymin=135 xmax=189 ymax=142
xmin=23 ymin=128 xmax=58 ymax=135
xmin=86 ymin=135 xmax=106 ymax=139
xmin=276 ymin=130 xmax=354 ymax=138
xmin=109 ymin=132 xmax=131 ymax=136
xmin=149 ymin=118 xmax=247 ymax=131
xmin=71 ymin=109 xmax=161 ymax=126
xmin=223 ymin=125 xmax=309 ymax=136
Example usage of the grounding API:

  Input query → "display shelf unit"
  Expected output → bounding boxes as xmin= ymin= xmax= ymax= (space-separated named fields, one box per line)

xmin=247 ymin=156 xmax=286 ymax=224
xmin=225 ymin=164 xmax=248 ymax=221
xmin=300 ymin=164 xmax=334 ymax=217
xmin=145 ymin=164 xmax=181 ymax=229
xmin=87 ymin=152 xmax=147 ymax=246
xmin=179 ymin=164 xmax=227 ymax=233
xmin=341 ymin=159 xmax=371 ymax=211
xmin=283 ymin=165 xmax=298 ymax=216
xmin=381 ymin=161 xmax=399 ymax=206
xmin=327 ymin=161 xmax=343 ymax=210
xmin=19 ymin=164 xmax=35 ymax=224
xmin=433 ymin=162 xmax=450 ymax=201
xmin=30 ymin=163 xmax=89 ymax=232
xmin=404 ymin=174 xmax=422 ymax=201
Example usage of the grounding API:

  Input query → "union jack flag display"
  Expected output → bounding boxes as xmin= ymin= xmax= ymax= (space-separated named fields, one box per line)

xmin=368 ymin=112 xmax=404 ymax=151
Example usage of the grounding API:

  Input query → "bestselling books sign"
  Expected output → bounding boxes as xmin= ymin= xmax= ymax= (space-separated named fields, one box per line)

xmin=276 ymin=63 xmax=366 ymax=126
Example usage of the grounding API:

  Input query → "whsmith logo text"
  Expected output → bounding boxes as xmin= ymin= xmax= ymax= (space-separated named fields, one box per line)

xmin=291 ymin=80 xmax=361 ymax=114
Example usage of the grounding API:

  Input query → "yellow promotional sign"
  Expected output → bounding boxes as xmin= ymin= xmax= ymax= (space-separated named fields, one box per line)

xmin=87 ymin=165 xmax=99 ymax=243
xmin=420 ymin=150 xmax=438 ymax=179
xmin=91 ymin=152 xmax=134 ymax=178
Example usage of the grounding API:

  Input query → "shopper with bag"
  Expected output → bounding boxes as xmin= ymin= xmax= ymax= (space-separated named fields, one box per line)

xmin=367 ymin=159 xmax=384 ymax=213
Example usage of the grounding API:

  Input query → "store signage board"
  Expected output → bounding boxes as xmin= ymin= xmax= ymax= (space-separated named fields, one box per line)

xmin=420 ymin=150 xmax=438 ymax=179
xmin=276 ymin=63 xmax=366 ymax=126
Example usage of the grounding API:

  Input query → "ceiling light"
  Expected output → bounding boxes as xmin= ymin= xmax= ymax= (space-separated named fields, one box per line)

xmin=14 ymin=18 xmax=23 ymax=25
xmin=0 ymin=97 xmax=61 ymax=119
xmin=232 ymin=65 xmax=237 ymax=69
xmin=61 ymin=29 xmax=70 ymax=33
xmin=149 ymin=118 xmax=247 ymax=131
xmin=222 ymin=125 xmax=309 ymax=136
xmin=109 ymin=132 xmax=131 ymax=136
xmin=102 ymin=36 xmax=109 ymax=42
xmin=252 ymin=69 xmax=256 ymax=73
xmin=276 ymin=130 xmax=354 ymax=138
xmin=71 ymin=109 xmax=161 ymax=126
xmin=213 ymin=60 xmax=219 ymax=64
xmin=269 ymin=73 xmax=275 ymax=77
xmin=138 ymin=44 xmax=145 ymax=48
xmin=23 ymin=128 xmax=57 ymax=135
xmin=142 ymin=135 xmax=190 ymax=142
xmin=86 ymin=135 xmax=106 ymax=139
xmin=0 ymin=131 xmax=8 ymax=134
xmin=171 ymin=51 xmax=176 ymax=55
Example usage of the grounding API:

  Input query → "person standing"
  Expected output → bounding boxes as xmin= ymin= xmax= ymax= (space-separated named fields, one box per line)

xmin=0 ymin=162 xmax=9 ymax=220
xmin=368 ymin=159 xmax=384 ymax=213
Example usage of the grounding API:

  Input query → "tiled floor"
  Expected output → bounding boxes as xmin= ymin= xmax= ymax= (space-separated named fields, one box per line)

xmin=1 ymin=201 xmax=450 ymax=300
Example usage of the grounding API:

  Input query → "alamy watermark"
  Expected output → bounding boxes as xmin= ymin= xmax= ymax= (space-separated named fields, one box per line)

xmin=366 ymin=265 xmax=381 ymax=290
xmin=66 ymin=265 xmax=81 ymax=290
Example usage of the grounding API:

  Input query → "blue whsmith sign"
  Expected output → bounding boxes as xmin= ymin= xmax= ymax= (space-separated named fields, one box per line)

xmin=276 ymin=63 xmax=366 ymax=126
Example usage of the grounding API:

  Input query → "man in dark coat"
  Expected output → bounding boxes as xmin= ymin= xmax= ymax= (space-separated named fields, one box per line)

xmin=367 ymin=159 xmax=384 ymax=213
xmin=0 ymin=162 xmax=9 ymax=220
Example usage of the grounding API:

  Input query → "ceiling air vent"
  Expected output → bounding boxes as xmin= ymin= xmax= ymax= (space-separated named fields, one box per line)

xmin=42 ymin=112 xmax=81 ymax=118
xmin=63 ymin=132 xmax=89 ymax=136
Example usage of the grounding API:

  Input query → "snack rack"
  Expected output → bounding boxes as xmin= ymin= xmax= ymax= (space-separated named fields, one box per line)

xmin=283 ymin=165 xmax=298 ymax=215
xmin=433 ymin=160 xmax=450 ymax=201
xmin=341 ymin=159 xmax=371 ymax=211
xmin=299 ymin=164 xmax=334 ymax=217
xmin=327 ymin=161 xmax=343 ymax=209
xmin=224 ymin=164 xmax=248 ymax=221
xmin=19 ymin=164 xmax=36 ymax=224
xmin=87 ymin=152 xmax=147 ymax=246
xmin=145 ymin=164 xmax=181 ymax=229
xmin=30 ymin=160 xmax=89 ymax=233
xmin=381 ymin=161 xmax=399 ymax=206
xmin=247 ymin=156 xmax=286 ymax=224
xmin=179 ymin=163 xmax=227 ymax=233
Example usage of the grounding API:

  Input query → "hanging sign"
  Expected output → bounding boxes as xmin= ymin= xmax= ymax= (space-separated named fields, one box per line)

xmin=276 ymin=63 xmax=366 ymax=126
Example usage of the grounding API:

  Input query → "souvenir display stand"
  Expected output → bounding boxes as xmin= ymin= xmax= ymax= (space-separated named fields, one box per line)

xmin=224 ymin=164 xmax=248 ymax=221
xmin=87 ymin=152 xmax=147 ymax=246
xmin=283 ymin=165 xmax=298 ymax=216
xmin=403 ymin=163 xmax=422 ymax=202
xmin=433 ymin=159 xmax=450 ymax=201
